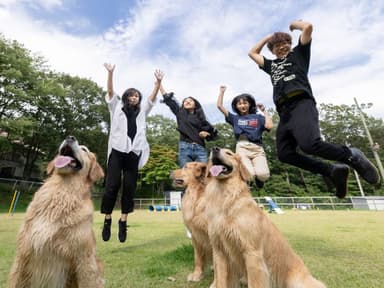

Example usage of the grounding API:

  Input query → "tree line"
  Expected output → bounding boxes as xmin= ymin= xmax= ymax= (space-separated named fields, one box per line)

xmin=1 ymin=34 xmax=383 ymax=197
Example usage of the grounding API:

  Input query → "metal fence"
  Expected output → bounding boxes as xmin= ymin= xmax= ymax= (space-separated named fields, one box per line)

xmin=2 ymin=178 xmax=383 ymax=211
xmin=253 ymin=196 xmax=384 ymax=211
xmin=0 ymin=177 xmax=42 ymax=193
xmin=255 ymin=196 xmax=354 ymax=210
xmin=137 ymin=196 xmax=384 ymax=211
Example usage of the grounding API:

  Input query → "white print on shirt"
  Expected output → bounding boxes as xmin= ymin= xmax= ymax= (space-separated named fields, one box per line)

xmin=271 ymin=58 xmax=295 ymax=85
xmin=237 ymin=119 xmax=259 ymax=128
xmin=284 ymin=74 xmax=296 ymax=81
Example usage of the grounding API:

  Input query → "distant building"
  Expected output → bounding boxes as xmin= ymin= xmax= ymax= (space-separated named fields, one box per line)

xmin=0 ymin=151 xmax=41 ymax=179
xmin=0 ymin=132 xmax=42 ymax=179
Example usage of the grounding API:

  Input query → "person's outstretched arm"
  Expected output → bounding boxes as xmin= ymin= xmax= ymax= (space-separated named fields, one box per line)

xmin=248 ymin=34 xmax=273 ymax=68
xmin=158 ymin=82 xmax=179 ymax=115
xmin=159 ymin=83 xmax=166 ymax=96
xmin=257 ymin=103 xmax=273 ymax=130
xmin=104 ymin=63 xmax=115 ymax=100
xmin=289 ymin=20 xmax=313 ymax=45
xmin=148 ymin=70 xmax=164 ymax=103
xmin=217 ymin=85 xmax=229 ymax=117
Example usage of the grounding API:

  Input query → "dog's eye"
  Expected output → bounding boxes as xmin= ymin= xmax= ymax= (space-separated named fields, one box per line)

xmin=80 ymin=146 xmax=89 ymax=153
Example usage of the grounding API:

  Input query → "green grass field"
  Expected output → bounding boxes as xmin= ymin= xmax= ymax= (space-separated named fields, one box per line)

xmin=1 ymin=209 xmax=383 ymax=287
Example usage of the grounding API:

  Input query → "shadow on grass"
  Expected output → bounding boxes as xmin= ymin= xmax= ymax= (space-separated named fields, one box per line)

xmin=143 ymin=244 xmax=194 ymax=277
xmin=107 ymin=232 xmax=186 ymax=253
xmin=139 ymin=243 xmax=215 ymax=287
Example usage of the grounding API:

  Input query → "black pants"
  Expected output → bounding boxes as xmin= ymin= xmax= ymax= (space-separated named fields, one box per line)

xmin=276 ymin=98 xmax=351 ymax=176
xmin=101 ymin=149 xmax=140 ymax=214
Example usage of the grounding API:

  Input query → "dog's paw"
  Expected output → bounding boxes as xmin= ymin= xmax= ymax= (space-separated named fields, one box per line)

xmin=187 ymin=271 xmax=204 ymax=282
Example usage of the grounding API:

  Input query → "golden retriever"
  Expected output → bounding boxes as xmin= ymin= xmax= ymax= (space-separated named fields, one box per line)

xmin=8 ymin=136 xmax=104 ymax=288
xmin=170 ymin=162 xmax=212 ymax=282
xmin=204 ymin=147 xmax=326 ymax=288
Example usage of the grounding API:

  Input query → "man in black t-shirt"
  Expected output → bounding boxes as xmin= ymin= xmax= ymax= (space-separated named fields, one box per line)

xmin=248 ymin=20 xmax=380 ymax=198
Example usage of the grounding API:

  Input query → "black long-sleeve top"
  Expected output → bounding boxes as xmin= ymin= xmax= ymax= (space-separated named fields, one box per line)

xmin=162 ymin=93 xmax=217 ymax=147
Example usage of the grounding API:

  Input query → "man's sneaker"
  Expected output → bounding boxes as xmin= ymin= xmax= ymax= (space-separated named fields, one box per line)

xmin=102 ymin=218 xmax=111 ymax=241
xmin=348 ymin=148 xmax=380 ymax=185
xmin=329 ymin=164 xmax=350 ymax=199
xmin=118 ymin=219 xmax=127 ymax=243
xmin=255 ymin=178 xmax=265 ymax=189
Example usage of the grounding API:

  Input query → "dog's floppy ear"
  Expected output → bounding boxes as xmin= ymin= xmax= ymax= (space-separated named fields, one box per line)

xmin=88 ymin=153 xmax=105 ymax=182
xmin=195 ymin=163 xmax=207 ymax=182
xmin=237 ymin=155 xmax=252 ymax=182
xmin=46 ymin=158 xmax=56 ymax=175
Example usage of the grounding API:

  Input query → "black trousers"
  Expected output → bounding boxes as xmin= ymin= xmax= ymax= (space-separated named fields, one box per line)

xmin=101 ymin=149 xmax=140 ymax=214
xmin=276 ymin=98 xmax=351 ymax=176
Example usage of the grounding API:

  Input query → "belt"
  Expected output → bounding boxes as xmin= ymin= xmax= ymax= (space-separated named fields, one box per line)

xmin=237 ymin=135 xmax=261 ymax=145
xmin=181 ymin=140 xmax=201 ymax=146
xmin=238 ymin=134 xmax=249 ymax=141
xmin=277 ymin=90 xmax=305 ymax=106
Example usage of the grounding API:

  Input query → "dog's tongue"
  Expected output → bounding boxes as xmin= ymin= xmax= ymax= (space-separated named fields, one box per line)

xmin=55 ymin=156 xmax=73 ymax=168
xmin=210 ymin=165 xmax=224 ymax=177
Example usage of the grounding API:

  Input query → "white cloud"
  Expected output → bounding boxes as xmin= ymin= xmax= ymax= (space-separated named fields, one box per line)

xmin=1 ymin=0 xmax=384 ymax=121
xmin=24 ymin=0 xmax=64 ymax=11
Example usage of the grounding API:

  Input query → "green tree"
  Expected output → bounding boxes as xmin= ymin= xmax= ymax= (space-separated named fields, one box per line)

xmin=146 ymin=115 xmax=178 ymax=150
xmin=0 ymin=35 xmax=38 ymax=155
xmin=205 ymin=122 xmax=236 ymax=151
xmin=138 ymin=145 xmax=178 ymax=197
xmin=0 ymin=35 xmax=38 ymax=120
xmin=50 ymin=73 xmax=109 ymax=164
xmin=16 ymin=73 xmax=108 ymax=178
xmin=319 ymin=103 xmax=384 ymax=195
xmin=0 ymin=35 xmax=109 ymax=178
xmin=0 ymin=35 xmax=53 ymax=177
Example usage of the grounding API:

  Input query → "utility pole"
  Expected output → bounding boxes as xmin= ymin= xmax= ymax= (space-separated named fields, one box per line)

xmin=346 ymin=140 xmax=365 ymax=196
xmin=353 ymin=98 xmax=384 ymax=181
xmin=353 ymin=169 xmax=365 ymax=196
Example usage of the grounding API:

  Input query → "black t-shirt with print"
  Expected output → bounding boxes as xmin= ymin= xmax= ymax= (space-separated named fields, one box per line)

xmin=261 ymin=39 xmax=314 ymax=107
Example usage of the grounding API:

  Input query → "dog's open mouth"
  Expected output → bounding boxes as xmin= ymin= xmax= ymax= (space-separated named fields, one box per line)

xmin=55 ymin=144 xmax=82 ymax=170
xmin=209 ymin=158 xmax=232 ymax=177
xmin=173 ymin=178 xmax=185 ymax=187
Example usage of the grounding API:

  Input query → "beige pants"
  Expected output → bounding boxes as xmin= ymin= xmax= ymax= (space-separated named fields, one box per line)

xmin=236 ymin=141 xmax=270 ymax=182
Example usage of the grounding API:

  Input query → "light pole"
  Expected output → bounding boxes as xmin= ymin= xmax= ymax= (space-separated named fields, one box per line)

xmin=353 ymin=169 xmax=365 ymax=196
xmin=353 ymin=98 xmax=384 ymax=182
xmin=345 ymin=140 xmax=365 ymax=196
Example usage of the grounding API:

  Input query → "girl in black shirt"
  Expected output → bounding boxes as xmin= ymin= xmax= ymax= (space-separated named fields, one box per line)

xmin=160 ymin=84 xmax=217 ymax=167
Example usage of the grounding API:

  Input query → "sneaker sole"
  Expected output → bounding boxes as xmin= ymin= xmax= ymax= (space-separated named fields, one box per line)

xmin=117 ymin=234 xmax=126 ymax=243
xmin=350 ymin=148 xmax=380 ymax=184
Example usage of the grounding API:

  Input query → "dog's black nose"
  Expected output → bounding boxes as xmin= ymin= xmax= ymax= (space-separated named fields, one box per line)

xmin=66 ymin=135 xmax=77 ymax=142
xmin=212 ymin=147 xmax=220 ymax=153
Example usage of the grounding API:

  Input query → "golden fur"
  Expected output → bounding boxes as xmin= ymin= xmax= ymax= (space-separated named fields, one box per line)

xmin=8 ymin=137 xmax=104 ymax=288
xmin=171 ymin=162 xmax=212 ymax=282
xmin=205 ymin=147 xmax=326 ymax=288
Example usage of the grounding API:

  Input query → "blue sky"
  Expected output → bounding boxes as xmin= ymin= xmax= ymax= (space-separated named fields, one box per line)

xmin=1 ymin=0 xmax=384 ymax=122
xmin=25 ymin=0 xmax=139 ymax=35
